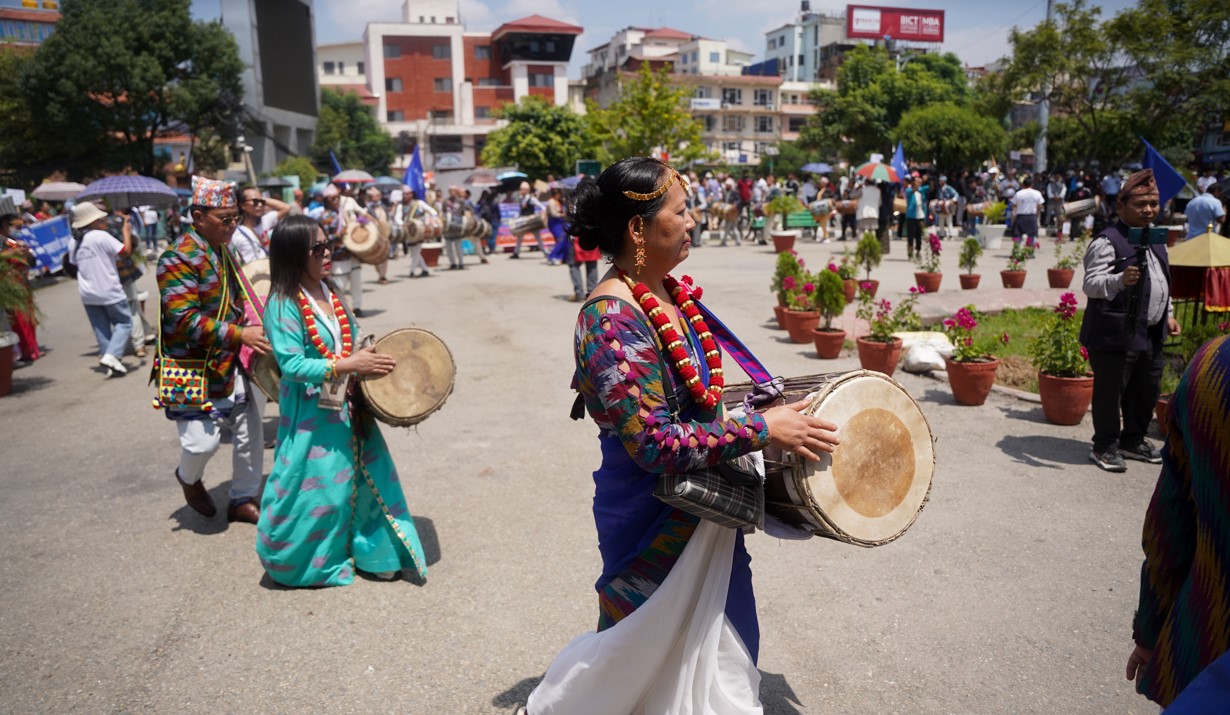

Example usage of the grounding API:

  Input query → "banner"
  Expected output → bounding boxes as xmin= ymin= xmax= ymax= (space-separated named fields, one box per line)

xmin=847 ymin=5 xmax=945 ymax=43
xmin=22 ymin=215 xmax=72 ymax=273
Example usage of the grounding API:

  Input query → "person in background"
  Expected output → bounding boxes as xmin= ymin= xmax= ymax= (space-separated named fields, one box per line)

xmin=1045 ymin=172 xmax=1067 ymax=231
xmin=1010 ymin=175 xmax=1045 ymax=241
xmin=1 ymin=213 xmax=40 ymax=365
xmin=325 ymin=184 xmax=366 ymax=317
xmin=1183 ymin=183 xmax=1224 ymax=239
xmin=400 ymin=189 xmax=438 ymax=278
xmin=68 ymin=202 xmax=133 ymax=376
xmin=545 ymin=187 xmax=570 ymax=264
xmin=476 ymin=188 xmax=501 ymax=257
xmin=904 ymin=174 xmax=931 ymax=259
xmin=511 ymin=181 xmax=548 ymax=261
xmin=362 ymin=186 xmax=394 ymax=282
xmin=141 ymin=206 xmax=159 ymax=252
xmin=233 ymin=186 xmax=291 ymax=266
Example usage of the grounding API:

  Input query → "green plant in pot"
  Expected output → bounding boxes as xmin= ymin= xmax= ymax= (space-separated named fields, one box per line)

xmin=854 ymin=231 xmax=882 ymax=294
xmin=958 ymin=238 xmax=982 ymax=289
xmin=770 ymin=250 xmax=804 ymax=306
xmin=1027 ymin=291 xmax=1093 ymax=425
xmin=941 ymin=305 xmax=1009 ymax=405
xmin=764 ymin=194 xmax=806 ymax=219
xmin=782 ymin=270 xmax=821 ymax=344
xmin=1048 ymin=234 xmax=1088 ymax=289
xmin=810 ymin=267 xmax=847 ymax=359
xmin=853 ymin=284 xmax=922 ymax=375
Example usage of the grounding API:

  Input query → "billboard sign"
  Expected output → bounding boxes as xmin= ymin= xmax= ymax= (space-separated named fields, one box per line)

xmin=847 ymin=5 xmax=944 ymax=43
xmin=691 ymin=98 xmax=722 ymax=111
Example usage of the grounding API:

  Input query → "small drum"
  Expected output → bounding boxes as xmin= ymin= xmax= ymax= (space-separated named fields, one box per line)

xmin=508 ymin=213 xmax=546 ymax=235
xmin=241 ymin=258 xmax=271 ymax=304
xmin=809 ymin=199 xmax=833 ymax=218
xmin=342 ymin=223 xmax=387 ymax=264
xmin=835 ymin=199 xmax=857 ymax=215
xmin=966 ymin=202 xmax=988 ymax=217
xmin=710 ymin=202 xmax=737 ymax=221
xmin=726 ymin=371 xmax=934 ymax=547
xmin=462 ymin=210 xmax=478 ymax=235
xmin=929 ymin=199 xmax=954 ymax=215
xmin=404 ymin=218 xmax=424 ymax=244
xmin=1062 ymin=197 xmax=1099 ymax=219
xmin=892 ymin=197 xmax=907 ymax=214
xmin=468 ymin=219 xmax=491 ymax=241
xmin=360 ymin=328 xmax=456 ymax=427
xmin=250 ymin=351 xmax=282 ymax=403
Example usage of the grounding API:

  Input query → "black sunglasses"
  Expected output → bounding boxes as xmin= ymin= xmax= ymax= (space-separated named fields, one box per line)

xmin=310 ymin=241 xmax=332 ymax=258
xmin=244 ymin=198 xmax=266 ymax=206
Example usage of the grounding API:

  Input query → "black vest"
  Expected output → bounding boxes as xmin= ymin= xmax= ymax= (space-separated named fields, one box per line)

xmin=1079 ymin=221 xmax=1170 ymax=352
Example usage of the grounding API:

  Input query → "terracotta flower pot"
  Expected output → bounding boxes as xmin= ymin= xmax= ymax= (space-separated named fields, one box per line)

xmin=857 ymin=279 xmax=880 ymax=298
xmin=1000 ymin=270 xmax=1027 ymax=289
xmin=1047 ymin=268 xmax=1074 ymax=289
xmin=1155 ymin=393 xmax=1171 ymax=437
xmin=0 ymin=344 xmax=12 ymax=398
xmin=842 ymin=278 xmax=858 ymax=304
xmin=771 ymin=231 xmax=798 ymax=254
xmin=1037 ymin=371 xmax=1094 ymax=425
xmin=783 ymin=309 xmax=821 ymax=344
xmin=421 ymin=242 xmax=443 ymax=268
xmin=914 ymin=271 xmax=942 ymax=293
xmin=856 ymin=336 xmax=902 ymax=376
xmin=772 ymin=303 xmax=787 ymax=330
xmin=945 ymin=357 xmax=1000 ymax=406
xmin=959 ymin=273 xmax=981 ymax=290
xmin=811 ymin=327 xmax=846 ymax=359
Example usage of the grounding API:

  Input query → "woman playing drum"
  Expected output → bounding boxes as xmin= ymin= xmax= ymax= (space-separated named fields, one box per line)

xmin=255 ymin=215 xmax=428 ymax=587
xmin=521 ymin=157 xmax=839 ymax=714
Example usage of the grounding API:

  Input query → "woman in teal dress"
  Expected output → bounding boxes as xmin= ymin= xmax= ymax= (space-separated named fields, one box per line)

xmin=256 ymin=215 xmax=427 ymax=587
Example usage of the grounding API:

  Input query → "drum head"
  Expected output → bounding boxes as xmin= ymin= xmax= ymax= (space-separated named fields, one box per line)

xmin=361 ymin=328 xmax=455 ymax=426
xmin=343 ymin=224 xmax=375 ymax=254
xmin=251 ymin=352 xmax=281 ymax=403
xmin=242 ymin=258 xmax=271 ymax=304
xmin=797 ymin=370 xmax=934 ymax=544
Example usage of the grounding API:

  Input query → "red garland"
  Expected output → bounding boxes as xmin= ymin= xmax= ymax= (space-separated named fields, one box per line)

xmin=298 ymin=288 xmax=354 ymax=360
xmin=619 ymin=270 xmax=723 ymax=410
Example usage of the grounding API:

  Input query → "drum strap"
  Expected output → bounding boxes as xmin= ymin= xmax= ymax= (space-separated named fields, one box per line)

xmin=692 ymin=300 xmax=787 ymax=410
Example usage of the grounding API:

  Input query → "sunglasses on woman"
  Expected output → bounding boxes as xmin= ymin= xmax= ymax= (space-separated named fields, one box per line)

xmin=310 ymin=241 xmax=332 ymax=258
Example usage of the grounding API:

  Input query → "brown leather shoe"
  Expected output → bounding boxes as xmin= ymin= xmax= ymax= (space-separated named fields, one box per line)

xmin=227 ymin=499 xmax=260 ymax=524
xmin=176 ymin=470 xmax=216 ymax=517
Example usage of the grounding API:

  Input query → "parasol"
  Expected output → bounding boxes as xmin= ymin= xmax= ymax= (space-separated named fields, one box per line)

xmin=75 ymin=175 xmax=178 ymax=210
xmin=1169 ymin=230 xmax=1230 ymax=268
xmin=497 ymin=170 xmax=529 ymax=192
xmin=462 ymin=170 xmax=499 ymax=187
xmin=374 ymin=176 xmax=403 ymax=186
xmin=854 ymin=162 xmax=899 ymax=183
xmin=558 ymin=175 xmax=583 ymax=190
xmin=331 ymin=169 xmax=376 ymax=183
xmin=31 ymin=181 xmax=86 ymax=202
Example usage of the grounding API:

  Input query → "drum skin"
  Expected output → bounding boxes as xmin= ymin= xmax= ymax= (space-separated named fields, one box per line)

xmin=343 ymin=223 xmax=389 ymax=264
xmin=360 ymin=328 xmax=456 ymax=427
xmin=508 ymin=214 xmax=546 ymax=235
xmin=404 ymin=218 xmax=423 ymax=243
xmin=241 ymin=258 xmax=271 ymax=303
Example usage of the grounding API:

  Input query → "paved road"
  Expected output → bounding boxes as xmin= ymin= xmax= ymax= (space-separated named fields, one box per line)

xmin=0 ymin=228 xmax=1159 ymax=713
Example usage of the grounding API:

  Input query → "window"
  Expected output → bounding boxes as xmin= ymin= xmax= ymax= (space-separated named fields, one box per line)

xmin=337 ymin=61 xmax=345 ymax=74
xmin=446 ymin=16 xmax=454 ymax=23
xmin=798 ymin=54 xmax=804 ymax=67
xmin=709 ymin=52 xmax=720 ymax=63
xmin=357 ymin=62 xmax=365 ymax=74
xmin=691 ymin=51 xmax=698 ymax=63
xmin=721 ymin=88 xmax=742 ymax=105
xmin=477 ymin=77 xmax=501 ymax=87
xmin=768 ymin=38 xmax=775 ymax=50
xmin=387 ymin=110 xmax=404 ymax=121
xmin=681 ymin=54 xmax=688 ymax=65
xmin=432 ymin=44 xmax=450 ymax=60
xmin=722 ymin=115 xmax=744 ymax=132
xmin=546 ymin=41 xmax=556 ymax=53
xmin=754 ymin=88 xmax=773 ymax=107
xmin=430 ymin=135 xmax=463 ymax=153
xmin=700 ymin=115 xmax=715 ymax=132
xmin=529 ymin=72 xmax=554 ymax=88
xmin=475 ymin=45 xmax=492 ymax=60
xmin=723 ymin=141 xmax=741 ymax=153
xmin=434 ymin=78 xmax=451 ymax=92
xmin=384 ymin=44 xmax=401 ymax=59
xmin=788 ymin=117 xmax=807 ymax=132
xmin=756 ymin=116 xmax=774 ymax=133
xmin=693 ymin=87 xmax=710 ymax=98
xmin=323 ymin=61 xmax=335 ymax=75
xmin=476 ymin=106 xmax=491 ymax=119
xmin=386 ymin=77 xmax=403 ymax=92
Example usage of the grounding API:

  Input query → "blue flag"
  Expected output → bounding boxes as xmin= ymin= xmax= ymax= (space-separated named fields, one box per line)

xmin=328 ymin=150 xmax=343 ymax=176
xmin=891 ymin=141 xmax=908 ymax=184
xmin=1140 ymin=137 xmax=1186 ymax=206
xmin=403 ymin=144 xmax=425 ymax=198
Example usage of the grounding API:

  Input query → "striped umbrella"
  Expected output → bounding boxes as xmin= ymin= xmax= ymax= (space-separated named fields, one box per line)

xmin=854 ymin=162 xmax=900 ymax=184
xmin=75 ymin=175 xmax=178 ymax=210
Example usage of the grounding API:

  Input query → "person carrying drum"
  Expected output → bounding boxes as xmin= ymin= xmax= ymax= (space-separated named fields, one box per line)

xmin=363 ymin=186 xmax=394 ymax=284
xmin=255 ymin=214 xmax=428 ymax=587
xmin=319 ymin=184 xmax=366 ymax=317
xmin=519 ymin=157 xmax=839 ymax=715
xmin=510 ymin=181 xmax=548 ymax=260
xmin=157 ymin=176 xmax=270 ymax=525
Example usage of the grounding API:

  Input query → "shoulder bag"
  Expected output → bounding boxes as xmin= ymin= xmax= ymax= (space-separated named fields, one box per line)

xmin=150 ymin=249 xmax=232 ymax=410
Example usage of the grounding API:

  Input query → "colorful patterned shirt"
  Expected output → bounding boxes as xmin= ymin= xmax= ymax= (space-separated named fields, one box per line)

xmin=156 ymin=229 xmax=247 ymax=399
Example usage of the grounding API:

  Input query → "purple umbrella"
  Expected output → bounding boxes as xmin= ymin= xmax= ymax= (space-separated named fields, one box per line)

xmin=76 ymin=175 xmax=179 ymax=210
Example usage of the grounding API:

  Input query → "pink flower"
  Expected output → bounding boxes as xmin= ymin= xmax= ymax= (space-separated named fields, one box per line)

xmin=1080 ymin=346 xmax=1089 ymax=361
xmin=827 ymin=262 xmax=839 ymax=273
xmin=783 ymin=275 xmax=797 ymax=290
xmin=1056 ymin=292 xmax=1079 ymax=320
xmin=802 ymin=282 xmax=816 ymax=294
xmin=1001 ymin=332 xmax=1010 ymax=345
xmin=859 ymin=281 xmax=874 ymax=292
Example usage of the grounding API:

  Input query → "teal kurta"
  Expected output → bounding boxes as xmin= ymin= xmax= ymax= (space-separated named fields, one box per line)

xmin=256 ymin=291 xmax=427 ymax=587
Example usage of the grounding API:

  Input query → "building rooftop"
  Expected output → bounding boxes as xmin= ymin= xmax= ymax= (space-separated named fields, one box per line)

xmin=0 ymin=7 xmax=60 ymax=22
xmin=642 ymin=27 xmax=693 ymax=41
xmin=492 ymin=14 xmax=583 ymax=40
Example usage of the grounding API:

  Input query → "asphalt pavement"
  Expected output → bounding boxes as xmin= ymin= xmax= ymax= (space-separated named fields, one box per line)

xmin=0 ymin=224 xmax=1160 ymax=714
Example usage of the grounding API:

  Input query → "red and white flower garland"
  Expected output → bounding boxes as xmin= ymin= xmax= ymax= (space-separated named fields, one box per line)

xmin=298 ymin=288 xmax=353 ymax=361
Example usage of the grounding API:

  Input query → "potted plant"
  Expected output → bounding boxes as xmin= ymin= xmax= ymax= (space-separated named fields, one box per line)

xmin=854 ymin=284 xmax=923 ymax=376
xmin=770 ymin=250 xmax=804 ymax=329
xmin=811 ymin=267 xmax=848 ymax=359
xmin=0 ymin=251 xmax=37 ymax=397
xmin=1048 ymin=234 xmax=1088 ymax=289
xmin=982 ymin=200 xmax=1007 ymax=249
xmin=854 ymin=231 xmax=882 ymax=297
xmin=1001 ymin=236 xmax=1036 ymax=289
xmin=832 ymin=249 xmax=859 ymax=303
xmin=913 ymin=232 xmax=943 ymax=293
xmin=941 ymin=306 xmax=1010 ymax=406
xmin=765 ymin=195 xmax=806 ymax=230
xmin=958 ymin=238 xmax=982 ymax=290
xmin=782 ymin=271 xmax=821 ymax=344
xmin=1027 ymin=292 xmax=1093 ymax=425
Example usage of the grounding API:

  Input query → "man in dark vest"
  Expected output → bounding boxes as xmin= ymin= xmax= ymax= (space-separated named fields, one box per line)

xmin=1079 ymin=169 xmax=1181 ymax=472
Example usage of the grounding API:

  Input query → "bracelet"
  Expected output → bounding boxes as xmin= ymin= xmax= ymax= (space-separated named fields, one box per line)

xmin=326 ymin=358 xmax=338 ymax=380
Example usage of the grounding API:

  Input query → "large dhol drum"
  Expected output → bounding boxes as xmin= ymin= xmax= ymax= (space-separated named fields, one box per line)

xmin=966 ymin=202 xmax=988 ymax=217
xmin=929 ymin=199 xmax=955 ymax=215
xmin=709 ymin=202 xmax=738 ymax=222
xmin=241 ymin=258 xmax=271 ymax=304
xmin=810 ymin=199 xmax=833 ymax=218
xmin=251 ymin=352 xmax=282 ymax=402
xmin=360 ymin=328 xmax=456 ymax=427
xmin=403 ymin=218 xmax=425 ymax=244
xmin=835 ymin=199 xmax=857 ymax=215
xmin=422 ymin=216 xmax=443 ymax=241
xmin=467 ymin=218 xmax=492 ymax=242
xmin=1062 ymin=197 xmax=1099 ymax=219
xmin=726 ymin=371 xmax=934 ymax=547
xmin=508 ymin=213 xmax=546 ymax=236
xmin=342 ymin=223 xmax=389 ymax=264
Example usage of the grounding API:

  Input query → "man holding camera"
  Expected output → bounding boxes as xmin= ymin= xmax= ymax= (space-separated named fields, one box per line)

xmin=1079 ymin=169 xmax=1181 ymax=473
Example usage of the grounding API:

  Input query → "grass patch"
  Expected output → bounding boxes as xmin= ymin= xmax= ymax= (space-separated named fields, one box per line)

xmin=970 ymin=306 xmax=1084 ymax=394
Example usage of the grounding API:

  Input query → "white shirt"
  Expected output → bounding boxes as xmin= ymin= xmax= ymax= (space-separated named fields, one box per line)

xmin=142 ymin=206 xmax=158 ymax=224
xmin=232 ymin=213 xmax=278 ymax=265
xmin=72 ymin=229 xmax=125 ymax=306
xmin=1011 ymin=187 xmax=1045 ymax=216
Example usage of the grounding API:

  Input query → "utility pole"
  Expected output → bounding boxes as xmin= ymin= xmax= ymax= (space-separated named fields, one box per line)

xmin=1034 ymin=0 xmax=1053 ymax=176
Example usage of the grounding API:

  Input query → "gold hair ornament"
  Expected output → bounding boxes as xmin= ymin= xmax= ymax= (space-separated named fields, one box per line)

xmin=623 ymin=169 xmax=684 ymax=202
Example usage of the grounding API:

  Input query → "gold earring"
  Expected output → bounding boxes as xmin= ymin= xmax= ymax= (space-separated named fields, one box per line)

xmin=633 ymin=232 xmax=645 ymax=276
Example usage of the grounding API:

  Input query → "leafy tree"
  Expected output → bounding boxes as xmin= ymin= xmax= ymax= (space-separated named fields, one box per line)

xmin=800 ymin=46 xmax=968 ymax=162
xmin=19 ymin=0 xmax=244 ymax=178
xmin=765 ymin=141 xmax=815 ymax=178
xmin=480 ymin=96 xmax=593 ymax=178
xmin=0 ymin=50 xmax=47 ymax=187
xmin=273 ymin=156 xmax=322 ymax=189
xmin=585 ymin=63 xmax=710 ymax=166
xmin=309 ymin=89 xmax=396 ymax=175
xmin=892 ymin=103 xmax=1006 ymax=177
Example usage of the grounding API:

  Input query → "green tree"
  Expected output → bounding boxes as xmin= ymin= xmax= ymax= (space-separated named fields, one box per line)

xmin=585 ymin=63 xmax=710 ymax=166
xmin=19 ymin=0 xmax=244 ymax=178
xmin=800 ymin=46 xmax=968 ymax=162
xmin=310 ymin=89 xmax=396 ymax=175
xmin=273 ymin=156 xmax=322 ymax=189
xmin=0 ymin=50 xmax=47 ymax=187
xmin=480 ymin=96 xmax=593 ymax=178
xmin=892 ymin=103 xmax=1006 ymax=177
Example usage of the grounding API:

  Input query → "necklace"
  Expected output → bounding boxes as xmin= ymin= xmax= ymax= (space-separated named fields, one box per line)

xmin=298 ymin=285 xmax=353 ymax=360
xmin=618 ymin=270 xmax=723 ymax=410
